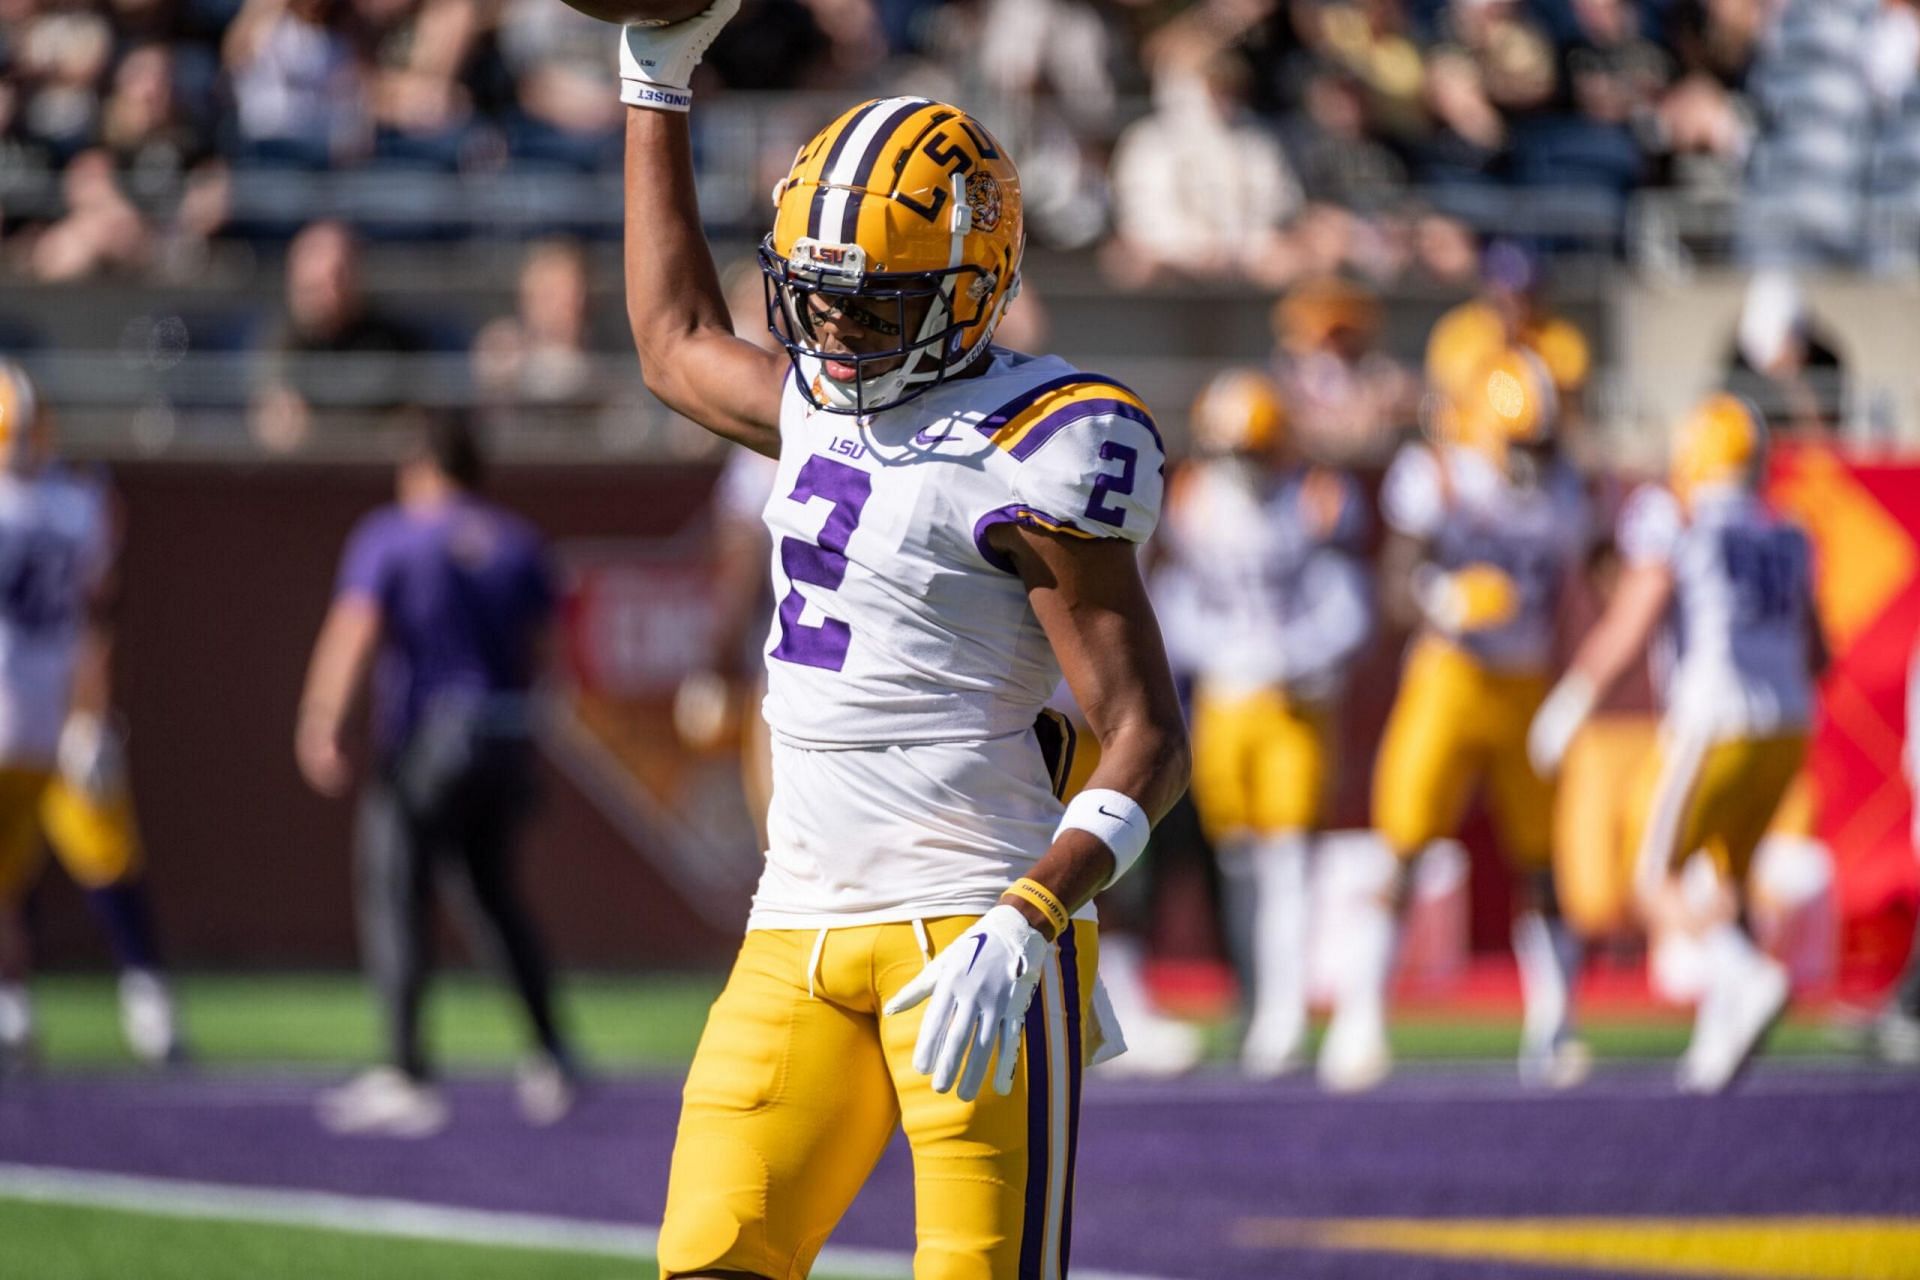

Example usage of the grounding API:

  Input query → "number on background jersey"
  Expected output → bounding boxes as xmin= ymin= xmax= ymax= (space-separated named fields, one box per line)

xmin=771 ymin=455 xmax=873 ymax=672
xmin=0 ymin=529 xmax=78 ymax=634
xmin=1720 ymin=527 xmax=1803 ymax=624
xmin=1086 ymin=442 xmax=1138 ymax=528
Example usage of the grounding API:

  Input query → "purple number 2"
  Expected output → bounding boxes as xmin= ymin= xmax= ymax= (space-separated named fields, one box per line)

xmin=1085 ymin=441 xmax=1138 ymax=528
xmin=770 ymin=455 xmax=873 ymax=672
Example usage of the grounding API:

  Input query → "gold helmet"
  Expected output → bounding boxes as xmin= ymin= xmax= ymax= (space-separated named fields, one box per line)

xmin=761 ymin=97 xmax=1023 ymax=415
xmin=1189 ymin=368 xmax=1286 ymax=456
xmin=0 ymin=360 xmax=44 ymax=471
xmin=1671 ymin=393 xmax=1763 ymax=502
xmin=1453 ymin=346 xmax=1557 ymax=467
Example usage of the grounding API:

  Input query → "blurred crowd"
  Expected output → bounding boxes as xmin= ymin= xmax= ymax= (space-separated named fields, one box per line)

xmin=6 ymin=0 xmax=1918 ymax=284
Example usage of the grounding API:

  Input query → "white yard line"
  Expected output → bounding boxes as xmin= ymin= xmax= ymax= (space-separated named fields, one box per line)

xmin=0 ymin=1163 xmax=1171 ymax=1280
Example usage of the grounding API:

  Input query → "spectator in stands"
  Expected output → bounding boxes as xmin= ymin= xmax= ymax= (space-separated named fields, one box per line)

xmin=471 ymin=237 xmax=601 ymax=417
xmin=100 ymin=45 xmax=232 ymax=261
xmin=355 ymin=0 xmax=481 ymax=168
xmin=1270 ymin=274 xmax=1416 ymax=462
xmin=224 ymin=0 xmax=366 ymax=168
xmin=251 ymin=219 xmax=419 ymax=449
xmin=11 ymin=0 xmax=115 ymax=165
xmin=298 ymin=408 xmax=578 ymax=1136
xmin=496 ymin=0 xmax=620 ymax=169
xmin=1107 ymin=48 xmax=1304 ymax=288
xmin=27 ymin=149 xmax=152 ymax=281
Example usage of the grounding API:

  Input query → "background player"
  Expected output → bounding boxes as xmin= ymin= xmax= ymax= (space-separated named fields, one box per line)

xmin=1326 ymin=348 xmax=1593 ymax=1093
xmin=618 ymin=7 xmax=1189 ymax=1273
xmin=1529 ymin=394 xmax=1824 ymax=1092
xmin=0 ymin=360 xmax=182 ymax=1073
xmin=1160 ymin=368 xmax=1371 ymax=1077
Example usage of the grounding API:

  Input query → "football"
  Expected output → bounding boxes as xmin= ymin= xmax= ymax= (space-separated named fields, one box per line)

xmin=556 ymin=0 xmax=709 ymax=25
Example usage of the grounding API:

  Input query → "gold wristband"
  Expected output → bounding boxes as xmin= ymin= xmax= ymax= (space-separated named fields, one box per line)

xmin=1004 ymin=877 xmax=1070 ymax=939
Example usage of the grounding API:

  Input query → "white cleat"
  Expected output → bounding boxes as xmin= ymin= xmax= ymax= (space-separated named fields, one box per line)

xmin=1678 ymin=956 xmax=1789 ymax=1094
xmin=1518 ymin=1032 xmax=1593 ymax=1090
xmin=119 ymin=970 xmax=184 ymax=1066
xmin=1239 ymin=1014 xmax=1307 ymax=1081
xmin=317 ymin=1068 xmax=449 ymax=1137
xmin=1870 ymin=1009 xmax=1920 ymax=1066
xmin=515 ymin=1055 xmax=579 ymax=1126
xmin=1318 ymin=1008 xmax=1391 ymax=1094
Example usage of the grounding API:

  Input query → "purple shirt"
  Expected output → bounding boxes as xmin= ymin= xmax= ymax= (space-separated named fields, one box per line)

xmin=336 ymin=496 xmax=554 ymax=754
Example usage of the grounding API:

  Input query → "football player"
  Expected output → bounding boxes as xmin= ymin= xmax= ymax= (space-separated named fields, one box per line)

xmin=1161 ymin=369 xmax=1371 ymax=1076
xmin=618 ymin=7 xmax=1190 ymax=1278
xmin=1529 ymin=394 xmax=1823 ymax=1092
xmin=0 ymin=360 xmax=182 ymax=1073
xmin=1326 ymin=348 xmax=1594 ymax=1093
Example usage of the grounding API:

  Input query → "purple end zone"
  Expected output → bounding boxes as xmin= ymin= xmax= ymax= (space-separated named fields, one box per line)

xmin=4 ymin=1068 xmax=1919 ymax=1279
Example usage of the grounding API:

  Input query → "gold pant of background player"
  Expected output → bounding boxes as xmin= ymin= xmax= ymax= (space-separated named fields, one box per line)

xmin=1189 ymin=688 xmax=1329 ymax=840
xmin=659 ymin=917 xmax=1099 ymax=1280
xmin=1372 ymin=637 xmax=1552 ymax=867
xmin=1623 ymin=731 xmax=1808 ymax=891
xmin=0 ymin=767 xmax=142 ymax=905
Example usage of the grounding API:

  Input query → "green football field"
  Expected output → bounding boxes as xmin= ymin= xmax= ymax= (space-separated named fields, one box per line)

xmin=24 ymin=969 xmax=1843 ymax=1070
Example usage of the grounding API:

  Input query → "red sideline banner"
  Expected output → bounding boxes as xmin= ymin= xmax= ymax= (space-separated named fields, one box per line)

xmin=1770 ymin=446 xmax=1920 ymax=992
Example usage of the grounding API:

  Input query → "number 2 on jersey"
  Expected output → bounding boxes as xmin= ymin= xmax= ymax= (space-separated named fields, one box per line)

xmin=771 ymin=455 xmax=873 ymax=672
xmin=1086 ymin=442 xmax=1137 ymax=528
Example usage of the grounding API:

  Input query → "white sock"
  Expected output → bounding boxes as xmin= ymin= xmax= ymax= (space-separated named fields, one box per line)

xmin=0 ymin=982 xmax=33 ymax=1047
xmin=1246 ymin=833 xmax=1311 ymax=1039
xmin=1215 ymin=833 xmax=1260 ymax=994
xmin=1340 ymin=884 xmax=1399 ymax=1027
xmin=1705 ymin=921 xmax=1765 ymax=982
xmin=1514 ymin=912 xmax=1583 ymax=1046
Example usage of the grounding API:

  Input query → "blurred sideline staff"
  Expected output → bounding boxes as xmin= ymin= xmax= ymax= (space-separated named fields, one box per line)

xmin=297 ymin=409 xmax=577 ymax=1136
xmin=1158 ymin=368 xmax=1372 ymax=1078
xmin=0 ymin=359 xmax=184 ymax=1073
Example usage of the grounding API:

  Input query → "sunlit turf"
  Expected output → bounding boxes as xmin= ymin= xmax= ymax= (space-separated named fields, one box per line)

xmin=28 ymin=971 xmax=1840 ymax=1072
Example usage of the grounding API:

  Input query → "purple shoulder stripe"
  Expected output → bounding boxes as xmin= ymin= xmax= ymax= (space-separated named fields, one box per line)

xmin=974 ymin=373 xmax=1092 ymax=438
xmin=972 ymin=503 xmax=1093 ymax=573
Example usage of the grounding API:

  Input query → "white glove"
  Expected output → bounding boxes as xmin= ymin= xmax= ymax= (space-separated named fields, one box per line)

xmin=58 ymin=712 xmax=127 ymax=803
xmin=1413 ymin=562 xmax=1522 ymax=636
xmin=884 ymin=904 xmax=1052 ymax=1102
xmin=1527 ymin=673 xmax=1597 ymax=779
xmin=617 ymin=0 xmax=740 ymax=112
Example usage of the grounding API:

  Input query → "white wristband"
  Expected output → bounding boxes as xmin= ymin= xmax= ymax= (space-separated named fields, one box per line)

xmin=1055 ymin=788 xmax=1151 ymax=890
xmin=620 ymin=81 xmax=692 ymax=112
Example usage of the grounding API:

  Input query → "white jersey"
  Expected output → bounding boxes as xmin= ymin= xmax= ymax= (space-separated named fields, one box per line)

xmin=1380 ymin=442 xmax=1592 ymax=674
xmin=1618 ymin=483 xmax=1815 ymax=741
xmin=0 ymin=467 xmax=111 ymax=765
xmin=750 ymin=349 xmax=1166 ymax=928
xmin=1160 ymin=459 xmax=1371 ymax=700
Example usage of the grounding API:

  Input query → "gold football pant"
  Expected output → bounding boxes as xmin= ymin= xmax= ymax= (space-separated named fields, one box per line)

xmin=1372 ymin=637 xmax=1552 ymax=869
xmin=0 ymin=768 xmax=142 ymax=905
xmin=659 ymin=917 xmax=1099 ymax=1280
xmin=1623 ymin=730 xmax=1808 ymax=893
xmin=1189 ymin=687 xmax=1330 ymax=841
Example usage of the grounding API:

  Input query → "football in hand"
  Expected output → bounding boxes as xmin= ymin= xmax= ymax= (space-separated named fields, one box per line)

xmin=556 ymin=0 xmax=709 ymax=25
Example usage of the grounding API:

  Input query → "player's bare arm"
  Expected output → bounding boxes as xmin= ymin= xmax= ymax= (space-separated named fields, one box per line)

xmin=992 ymin=525 xmax=1190 ymax=931
xmin=1527 ymin=557 xmax=1673 ymax=777
xmin=622 ymin=55 xmax=784 ymax=456
xmin=296 ymin=596 xmax=382 ymax=797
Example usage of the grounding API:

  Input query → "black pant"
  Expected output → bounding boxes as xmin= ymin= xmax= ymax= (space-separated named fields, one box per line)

xmin=355 ymin=734 xmax=566 ymax=1080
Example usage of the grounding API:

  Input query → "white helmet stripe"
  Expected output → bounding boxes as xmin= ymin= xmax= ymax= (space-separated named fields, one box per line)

xmin=818 ymin=96 xmax=925 ymax=246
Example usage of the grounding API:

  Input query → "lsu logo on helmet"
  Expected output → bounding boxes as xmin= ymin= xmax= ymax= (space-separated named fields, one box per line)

xmin=760 ymin=98 xmax=1024 ymax=415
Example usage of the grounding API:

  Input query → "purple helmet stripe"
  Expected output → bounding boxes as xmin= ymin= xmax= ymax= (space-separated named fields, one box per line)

xmin=837 ymin=99 xmax=939 ymax=242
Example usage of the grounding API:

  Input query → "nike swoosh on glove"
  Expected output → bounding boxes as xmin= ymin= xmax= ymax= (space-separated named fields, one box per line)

xmin=884 ymin=904 xmax=1052 ymax=1102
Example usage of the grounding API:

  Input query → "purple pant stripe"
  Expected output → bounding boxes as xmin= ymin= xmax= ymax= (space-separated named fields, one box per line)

xmin=1057 ymin=926 xmax=1083 ymax=1278
xmin=1018 ymin=964 xmax=1052 ymax=1279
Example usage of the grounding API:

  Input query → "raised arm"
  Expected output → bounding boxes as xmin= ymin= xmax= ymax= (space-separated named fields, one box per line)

xmin=620 ymin=13 xmax=784 ymax=456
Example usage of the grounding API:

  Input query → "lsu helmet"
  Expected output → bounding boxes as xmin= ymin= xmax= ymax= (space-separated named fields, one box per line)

xmin=0 ymin=360 xmax=44 ymax=471
xmin=1670 ymin=393 xmax=1763 ymax=502
xmin=761 ymin=97 xmax=1023 ymax=415
xmin=1189 ymin=368 xmax=1286 ymax=456
xmin=1452 ymin=346 xmax=1557 ymax=472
